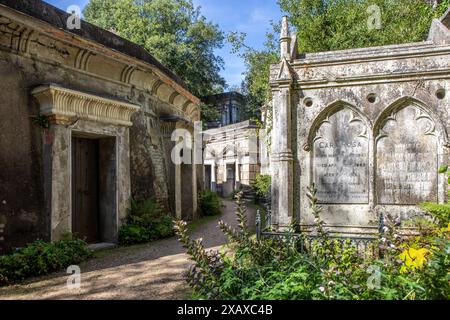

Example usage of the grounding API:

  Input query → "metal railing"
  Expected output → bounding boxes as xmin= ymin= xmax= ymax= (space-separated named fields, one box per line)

xmin=255 ymin=207 xmax=381 ymax=256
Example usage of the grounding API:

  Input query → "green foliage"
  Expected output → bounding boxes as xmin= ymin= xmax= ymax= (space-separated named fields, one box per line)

xmin=252 ymin=174 xmax=271 ymax=198
xmin=199 ymin=102 xmax=221 ymax=123
xmin=278 ymin=0 xmax=450 ymax=53
xmin=419 ymin=163 xmax=450 ymax=227
xmin=30 ymin=113 xmax=50 ymax=129
xmin=232 ymin=0 xmax=449 ymax=121
xmin=83 ymin=0 xmax=226 ymax=97
xmin=198 ymin=190 xmax=223 ymax=217
xmin=176 ymin=187 xmax=450 ymax=300
xmin=228 ymin=29 xmax=279 ymax=119
xmin=119 ymin=198 xmax=174 ymax=245
xmin=420 ymin=202 xmax=450 ymax=227
xmin=0 ymin=239 xmax=92 ymax=285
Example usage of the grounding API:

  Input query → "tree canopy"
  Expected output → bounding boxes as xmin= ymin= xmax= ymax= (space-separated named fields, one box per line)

xmin=232 ymin=0 xmax=450 ymax=118
xmin=279 ymin=0 xmax=450 ymax=53
xmin=83 ymin=0 xmax=226 ymax=98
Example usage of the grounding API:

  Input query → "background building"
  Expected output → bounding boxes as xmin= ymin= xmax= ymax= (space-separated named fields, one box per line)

xmin=202 ymin=92 xmax=262 ymax=198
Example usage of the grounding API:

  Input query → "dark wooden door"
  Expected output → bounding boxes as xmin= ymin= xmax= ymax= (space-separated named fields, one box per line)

xmin=205 ymin=165 xmax=211 ymax=190
xmin=72 ymin=137 xmax=99 ymax=243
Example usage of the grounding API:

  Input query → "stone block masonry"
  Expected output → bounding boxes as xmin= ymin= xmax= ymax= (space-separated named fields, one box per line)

xmin=0 ymin=0 xmax=201 ymax=253
xmin=269 ymin=13 xmax=450 ymax=236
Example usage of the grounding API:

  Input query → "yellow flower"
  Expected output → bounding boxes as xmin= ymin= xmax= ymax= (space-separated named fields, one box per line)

xmin=399 ymin=248 xmax=430 ymax=273
xmin=447 ymin=223 xmax=450 ymax=233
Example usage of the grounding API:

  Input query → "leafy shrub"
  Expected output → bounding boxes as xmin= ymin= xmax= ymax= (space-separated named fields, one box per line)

xmin=420 ymin=202 xmax=450 ymax=227
xmin=0 ymin=239 xmax=92 ymax=285
xmin=198 ymin=190 xmax=223 ymax=217
xmin=252 ymin=174 xmax=271 ymax=199
xmin=175 ymin=187 xmax=450 ymax=300
xmin=119 ymin=198 xmax=174 ymax=245
xmin=228 ymin=186 xmax=243 ymax=200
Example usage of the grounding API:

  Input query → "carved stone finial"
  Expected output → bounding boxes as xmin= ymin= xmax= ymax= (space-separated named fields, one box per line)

xmin=280 ymin=16 xmax=291 ymax=60
xmin=281 ymin=16 xmax=290 ymax=39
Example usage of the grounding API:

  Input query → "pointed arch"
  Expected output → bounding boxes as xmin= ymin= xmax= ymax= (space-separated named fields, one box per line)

xmin=373 ymin=96 xmax=447 ymax=205
xmin=304 ymin=100 xmax=371 ymax=152
xmin=307 ymin=100 xmax=371 ymax=204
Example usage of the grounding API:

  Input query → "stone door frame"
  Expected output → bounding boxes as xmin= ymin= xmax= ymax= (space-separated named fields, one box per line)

xmin=32 ymin=84 xmax=139 ymax=242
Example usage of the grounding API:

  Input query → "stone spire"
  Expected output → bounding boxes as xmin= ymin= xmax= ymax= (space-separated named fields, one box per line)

xmin=280 ymin=16 xmax=291 ymax=60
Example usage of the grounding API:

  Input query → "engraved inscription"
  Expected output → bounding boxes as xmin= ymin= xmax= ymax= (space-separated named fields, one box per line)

xmin=376 ymin=105 xmax=438 ymax=204
xmin=313 ymin=108 xmax=369 ymax=204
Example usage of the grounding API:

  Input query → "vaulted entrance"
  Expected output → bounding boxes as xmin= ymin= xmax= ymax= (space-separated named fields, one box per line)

xmin=72 ymin=137 xmax=100 ymax=243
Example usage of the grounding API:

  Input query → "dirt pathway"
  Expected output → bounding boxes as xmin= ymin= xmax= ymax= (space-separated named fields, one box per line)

xmin=0 ymin=199 xmax=257 ymax=300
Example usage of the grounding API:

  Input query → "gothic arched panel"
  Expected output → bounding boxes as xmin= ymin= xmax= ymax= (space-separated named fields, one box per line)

xmin=312 ymin=107 xmax=369 ymax=204
xmin=376 ymin=104 xmax=439 ymax=205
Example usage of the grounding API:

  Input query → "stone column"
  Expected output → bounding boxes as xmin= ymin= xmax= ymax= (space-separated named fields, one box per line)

xmin=43 ymin=120 xmax=72 ymax=241
xmin=175 ymin=163 xmax=182 ymax=219
xmin=271 ymin=85 xmax=294 ymax=228
xmin=223 ymin=163 xmax=227 ymax=182
xmin=174 ymin=121 xmax=184 ymax=219
xmin=211 ymin=163 xmax=217 ymax=192
xmin=270 ymin=16 xmax=295 ymax=229
xmin=191 ymin=126 xmax=198 ymax=219
xmin=235 ymin=160 xmax=240 ymax=189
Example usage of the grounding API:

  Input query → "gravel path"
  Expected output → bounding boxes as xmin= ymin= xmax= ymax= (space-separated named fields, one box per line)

xmin=0 ymin=199 xmax=256 ymax=300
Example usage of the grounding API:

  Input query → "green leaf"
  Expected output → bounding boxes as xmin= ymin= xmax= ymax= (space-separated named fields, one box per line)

xmin=439 ymin=165 xmax=448 ymax=174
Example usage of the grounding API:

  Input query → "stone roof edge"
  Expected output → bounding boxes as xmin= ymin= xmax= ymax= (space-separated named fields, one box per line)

xmin=290 ymin=40 xmax=450 ymax=67
xmin=0 ymin=0 xmax=200 ymax=107
xmin=204 ymin=120 xmax=259 ymax=135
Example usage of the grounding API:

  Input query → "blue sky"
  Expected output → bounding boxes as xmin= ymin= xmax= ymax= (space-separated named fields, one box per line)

xmin=44 ymin=0 xmax=283 ymax=88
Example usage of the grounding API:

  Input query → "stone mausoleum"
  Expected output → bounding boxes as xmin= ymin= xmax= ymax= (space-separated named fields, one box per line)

xmin=270 ymin=11 xmax=450 ymax=237
xmin=0 ymin=0 xmax=201 ymax=253
xmin=202 ymin=92 xmax=261 ymax=198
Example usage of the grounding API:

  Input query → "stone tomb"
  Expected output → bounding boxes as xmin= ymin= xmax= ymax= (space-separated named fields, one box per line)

xmin=269 ymin=16 xmax=450 ymax=235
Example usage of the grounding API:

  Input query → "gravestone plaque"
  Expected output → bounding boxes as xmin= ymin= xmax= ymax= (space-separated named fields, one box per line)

xmin=313 ymin=108 xmax=369 ymax=204
xmin=376 ymin=105 xmax=438 ymax=204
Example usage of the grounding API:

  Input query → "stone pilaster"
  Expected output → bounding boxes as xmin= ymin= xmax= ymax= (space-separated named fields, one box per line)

xmin=270 ymin=17 xmax=295 ymax=229
xmin=270 ymin=83 xmax=294 ymax=228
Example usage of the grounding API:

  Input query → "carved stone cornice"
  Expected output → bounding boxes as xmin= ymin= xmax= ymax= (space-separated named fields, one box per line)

xmin=32 ymin=84 xmax=140 ymax=126
xmin=0 ymin=5 xmax=200 ymax=123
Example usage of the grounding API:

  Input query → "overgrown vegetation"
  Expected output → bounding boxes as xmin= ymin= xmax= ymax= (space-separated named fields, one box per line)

xmin=0 ymin=238 xmax=92 ymax=285
xmin=252 ymin=174 xmax=271 ymax=201
xmin=119 ymin=198 xmax=174 ymax=245
xmin=200 ymin=102 xmax=222 ymax=124
xmin=198 ymin=190 xmax=223 ymax=217
xmin=84 ymin=0 xmax=226 ymax=98
xmin=280 ymin=0 xmax=450 ymax=54
xmin=30 ymin=113 xmax=50 ymax=129
xmin=229 ymin=0 xmax=450 ymax=121
xmin=175 ymin=183 xmax=450 ymax=300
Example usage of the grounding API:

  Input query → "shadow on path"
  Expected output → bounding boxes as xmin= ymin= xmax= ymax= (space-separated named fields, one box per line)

xmin=0 ymin=199 xmax=257 ymax=300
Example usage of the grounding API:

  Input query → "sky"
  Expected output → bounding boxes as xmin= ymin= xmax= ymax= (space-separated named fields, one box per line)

xmin=44 ymin=0 xmax=283 ymax=88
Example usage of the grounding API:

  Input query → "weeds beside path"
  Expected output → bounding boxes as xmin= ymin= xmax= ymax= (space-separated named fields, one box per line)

xmin=0 ymin=199 xmax=256 ymax=300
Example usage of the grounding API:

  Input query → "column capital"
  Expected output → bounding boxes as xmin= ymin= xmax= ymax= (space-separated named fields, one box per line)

xmin=32 ymin=84 xmax=140 ymax=127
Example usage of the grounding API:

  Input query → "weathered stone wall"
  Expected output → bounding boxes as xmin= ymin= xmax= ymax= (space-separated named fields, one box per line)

xmin=0 ymin=60 xmax=47 ymax=253
xmin=270 ymin=15 xmax=450 ymax=236
xmin=0 ymin=2 xmax=200 ymax=252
